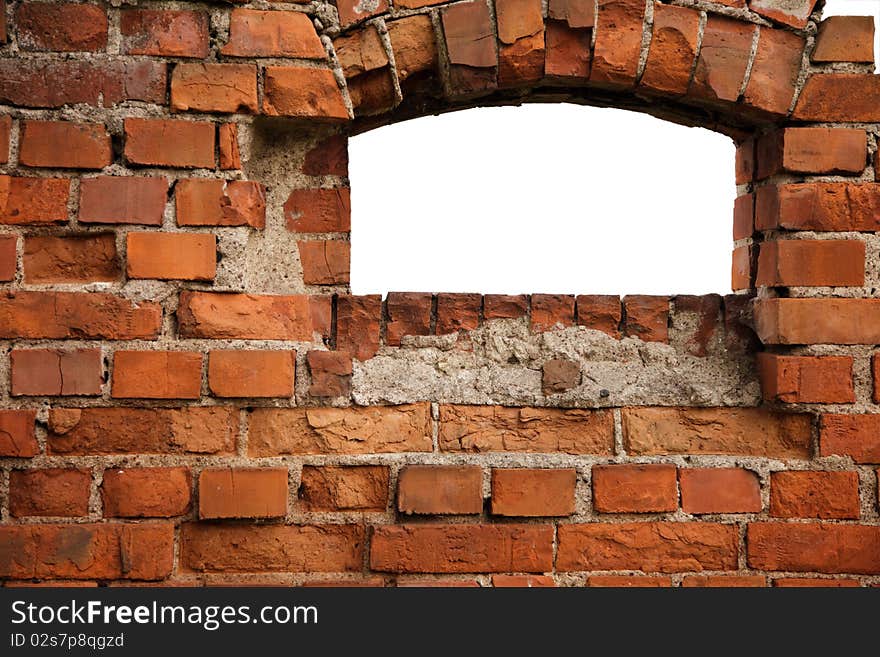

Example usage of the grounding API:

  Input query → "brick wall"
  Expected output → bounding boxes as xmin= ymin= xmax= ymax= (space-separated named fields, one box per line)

xmin=1 ymin=0 xmax=879 ymax=587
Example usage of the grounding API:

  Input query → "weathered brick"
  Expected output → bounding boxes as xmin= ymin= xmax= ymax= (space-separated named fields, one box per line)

xmin=542 ymin=359 xmax=581 ymax=395
xmin=79 ymin=176 xmax=168 ymax=226
xmin=689 ymin=16 xmax=755 ymax=104
xmin=794 ymin=74 xmax=880 ymax=122
xmin=23 ymin=234 xmax=118 ymax=284
xmin=199 ymin=468 xmax=289 ymax=519
xmin=640 ymin=3 xmax=701 ymax=95
xmin=548 ymin=0 xmax=595 ymax=27
xmin=483 ymin=294 xmax=528 ymax=319
xmin=336 ymin=295 xmax=381 ymax=360
xmin=303 ymin=135 xmax=348 ymax=176
xmin=334 ymin=0 xmax=388 ymax=27
xmin=623 ymin=295 xmax=669 ymax=342
xmin=593 ymin=464 xmax=677 ymax=513
xmin=298 ymin=240 xmax=350 ymax=285
xmin=387 ymin=15 xmax=438 ymax=87
xmin=756 ymin=183 xmax=880 ymax=232
xmin=680 ymin=468 xmax=761 ymax=514
xmin=218 ymin=124 xmax=241 ymax=170
xmin=742 ymin=28 xmax=804 ymax=116
xmin=285 ymin=188 xmax=350 ymax=233
xmin=124 ymin=119 xmax=215 ymax=169
xmin=223 ymin=9 xmax=324 ymax=58
xmin=531 ymin=294 xmax=575 ymax=332
xmin=736 ymin=138 xmax=755 ymax=184
xmin=813 ymin=16 xmax=875 ymax=64
xmin=387 ymin=292 xmax=432 ymax=345
xmin=0 ymin=410 xmax=38 ymax=457
xmin=249 ymin=404 xmax=432 ymax=456
xmin=758 ymin=354 xmax=855 ymax=404
xmin=820 ymin=414 xmax=880 ymax=464
xmin=0 ymin=176 xmax=69 ymax=224
xmin=127 ymin=233 xmax=216 ymax=281
xmin=681 ymin=575 xmax=766 ymax=587
xmin=299 ymin=465 xmax=389 ymax=512
xmin=586 ymin=576 xmax=672 ymax=587
xmin=16 ymin=3 xmax=107 ymax=52
xmin=755 ymin=298 xmax=880 ymax=345
xmin=47 ymin=407 xmax=236 ymax=455
xmin=440 ymin=405 xmax=614 ymax=454
xmin=0 ymin=234 xmax=15 ymax=281
xmin=441 ymin=1 xmax=498 ymax=96
xmin=208 ymin=350 xmax=295 ymax=398
xmin=622 ymin=407 xmax=812 ymax=458
xmin=121 ymin=9 xmax=209 ymax=58
xmin=306 ymin=350 xmax=352 ymax=398
xmin=774 ymin=577 xmax=860 ymax=587
xmin=496 ymin=0 xmax=544 ymax=86
xmin=112 ymin=351 xmax=203 ymax=399
xmin=397 ymin=465 xmax=483 ymax=515
xmin=171 ymin=64 xmax=258 ymax=114
xmin=731 ymin=245 xmax=752 ymax=291
xmin=492 ymin=575 xmax=555 ymax=587
xmin=591 ymin=0 xmax=646 ymax=87
xmin=10 ymin=468 xmax=91 ymax=517
xmin=11 ymin=349 xmax=103 ymax=396
xmin=545 ymin=19 xmax=591 ymax=79
xmin=491 ymin=468 xmax=575 ymax=516
xmin=0 ymin=524 xmax=174 ymax=580
xmin=733 ymin=194 xmax=754 ymax=240
xmin=263 ymin=67 xmax=349 ymax=121
xmin=0 ymin=115 xmax=10 ymax=164
xmin=102 ymin=467 xmax=192 ymax=518
xmin=371 ymin=524 xmax=553 ymax=573
xmin=0 ymin=292 xmax=161 ymax=340
xmin=176 ymin=179 xmax=266 ymax=228
xmin=748 ymin=523 xmax=880 ymax=574
xmin=558 ymin=523 xmax=738 ymax=572
xmin=757 ymin=128 xmax=867 ymax=178
xmin=672 ymin=294 xmax=722 ymax=357
xmin=770 ymin=471 xmax=860 ymax=520
xmin=749 ymin=0 xmax=817 ymax=29
xmin=576 ymin=295 xmax=621 ymax=337
xmin=436 ymin=293 xmax=481 ymax=334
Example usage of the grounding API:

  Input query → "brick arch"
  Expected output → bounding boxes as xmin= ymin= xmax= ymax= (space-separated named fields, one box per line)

xmin=0 ymin=0 xmax=879 ymax=587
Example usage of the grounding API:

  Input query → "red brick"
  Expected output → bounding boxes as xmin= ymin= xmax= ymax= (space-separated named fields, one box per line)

xmin=770 ymin=471 xmax=860 ymax=520
xmin=680 ymin=468 xmax=762 ymax=514
xmin=124 ymin=119 xmax=215 ymax=169
xmin=748 ymin=523 xmax=880 ymax=574
xmin=483 ymin=294 xmax=528 ymax=319
xmin=16 ymin=3 xmax=107 ymax=52
xmin=640 ymin=3 xmax=701 ymax=95
xmin=0 ymin=0 xmax=5 ymax=42
xmin=682 ymin=575 xmax=766 ymax=587
xmin=371 ymin=524 xmax=553 ymax=573
xmin=439 ymin=405 xmax=614 ymax=454
xmin=333 ymin=26 xmax=396 ymax=116
xmin=0 ymin=291 xmax=161 ymax=340
xmin=441 ymin=1 xmax=498 ymax=96
xmin=218 ymin=124 xmax=241 ymax=170
xmin=176 ymin=179 xmax=265 ymax=228
xmin=591 ymin=0 xmax=645 ymax=87
xmin=126 ymin=232 xmax=216 ymax=281
xmin=112 ymin=351 xmax=203 ymax=399
xmin=299 ymin=465 xmax=389 ymax=512
xmin=19 ymin=120 xmax=111 ymax=169
xmin=0 ymin=410 xmax=37 ymax=457
xmin=303 ymin=135 xmax=348 ymax=176
xmin=586 ymin=576 xmax=672 ymax=587
xmin=731 ymin=245 xmax=752 ymax=291
xmin=0 ymin=524 xmax=173 ymax=580
xmin=593 ymin=464 xmax=677 ymax=513
xmin=387 ymin=15 xmax=439 ymax=88
xmin=285 ymin=188 xmax=351 ymax=233
xmin=542 ymin=358 xmax=581 ymax=394
xmin=774 ymin=577 xmax=860 ymax=588
xmin=263 ymin=67 xmax=349 ymax=121
xmin=102 ymin=467 xmax=192 ymax=518
xmin=334 ymin=0 xmax=388 ymax=27
xmin=749 ymin=0 xmax=817 ymax=29
xmin=248 ymin=404 xmax=432 ymax=456
xmin=387 ymin=292 xmax=432 ymax=345
xmin=689 ymin=16 xmax=755 ymax=104
xmin=813 ymin=16 xmax=875 ymax=64
xmin=622 ymin=407 xmax=812 ymax=458
xmin=756 ymin=183 xmax=880 ymax=232
xmin=0 ymin=59 xmax=167 ymax=109
xmin=298 ymin=240 xmax=350 ymax=285
xmin=531 ymin=294 xmax=575 ymax=332
xmin=736 ymin=138 xmax=755 ymax=184
xmin=558 ymin=522 xmax=738 ymax=572
xmin=755 ymin=298 xmax=880 ymax=345
xmin=0 ymin=234 xmax=15 ymax=281
xmin=199 ymin=468 xmax=289 ymax=519
xmin=223 ymin=9 xmax=324 ymax=58
xmin=742 ymin=28 xmax=804 ymax=116
xmin=733 ymin=194 xmax=754 ymax=240
xmin=23 ymin=234 xmax=117 ymax=284
xmin=397 ymin=465 xmax=483 ymax=515
xmin=874 ymin=354 xmax=880 ymax=404
xmin=171 ymin=64 xmax=258 ymax=114
xmin=11 ymin=349 xmax=102 ymax=396
xmin=757 ymin=128 xmax=867 ymax=178
xmin=820 ymin=414 xmax=880 ymax=464
xmin=79 ymin=176 xmax=168 ymax=226
xmin=545 ymin=20 xmax=591 ymax=79
xmin=306 ymin=350 xmax=352 ymax=397
xmin=47 ymin=407 xmax=236 ymax=455
xmin=492 ymin=575 xmax=555 ymax=587
xmin=496 ymin=0 xmax=544 ymax=87
xmin=793 ymin=74 xmax=880 ymax=122
xmin=436 ymin=293 xmax=481 ymax=334
xmin=178 ymin=291 xmax=330 ymax=341
xmin=337 ymin=295 xmax=381 ymax=360
xmin=208 ymin=350 xmax=294 ymax=398
xmin=491 ymin=468 xmax=575 ymax=517
xmin=181 ymin=523 xmax=364 ymax=572
xmin=9 ymin=469 xmax=91 ymax=517
xmin=548 ymin=0 xmax=595 ymax=27
xmin=673 ymin=294 xmax=722 ymax=357
xmin=395 ymin=578 xmax=480 ymax=588
xmin=576 ymin=295 xmax=621 ymax=337
xmin=121 ymin=9 xmax=209 ymax=58
xmin=0 ymin=176 xmax=69 ymax=225
xmin=0 ymin=115 xmax=10 ymax=164
xmin=758 ymin=354 xmax=854 ymax=404
xmin=624 ymin=295 xmax=669 ymax=342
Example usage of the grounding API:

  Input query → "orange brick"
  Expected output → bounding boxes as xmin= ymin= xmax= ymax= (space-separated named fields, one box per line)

xmin=386 ymin=292 xmax=432 ymax=345
xmin=176 ymin=179 xmax=266 ymax=228
xmin=623 ymin=295 xmax=669 ymax=342
xmin=756 ymin=240 xmax=865 ymax=287
xmin=590 ymin=0 xmax=645 ymax=87
xmin=208 ymin=350 xmax=294 ymax=398
xmin=0 ymin=410 xmax=38 ymax=457
xmin=285 ymin=188 xmax=351 ymax=232
xmin=11 ymin=348 xmax=103 ymax=396
xmin=0 ymin=176 xmax=70 ymax=225
xmin=19 ymin=120 xmax=111 ymax=169
xmin=24 ymin=234 xmax=118 ymax=284
xmin=483 ymin=294 xmax=528 ymax=319
xmin=774 ymin=578 xmax=860 ymax=588
xmin=124 ymin=118 xmax=215 ymax=168
xmin=531 ymin=294 xmax=574 ymax=332
xmin=812 ymin=16 xmax=875 ymax=64
xmin=299 ymin=465 xmax=389 ymax=512
xmin=336 ymin=295 xmax=381 ymax=360
xmin=755 ymin=298 xmax=880 ymax=345
xmin=78 ymin=176 xmax=168 ymax=226
xmin=770 ymin=471 xmax=860 ymax=520
xmin=492 ymin=575 xmax=555 ymax=587
xmin=298 ymin=240 xmax=349 ymax=285
xmin=586 ymin=576 xmax=672 ymax=587
xmin=223 ymin=9 xmax=324 ymax=58
xmin=748 ymin=523 xmax=880 ymax=574
xmin=126 ymin=232 xmax=216 ymax=281
xmin=592 ymin=464 xmax=677 ymax=513
xmin=820 ymin=414 xmax=880 ymax=464
xmin=199 ymin=468 xmax=289 ymax=519
xmin=794 ymin=74 xmax=880 ymax=123
xmin=758 ymin=354 xmax=854 ymax=404
xmin=681 ymin=575 xmax=766 ymax=587
xmin=171 ymin=63 xmax=258 ymax=113
xmin=263 ymin=66 xmax=348 ymax=120
xmin=680 ymin=468 xmax=761 ymax=515
xmin=9 ymin=468 xmax=91 ymax=517
xmin=436 ymin=293 xmax=481 ymax=334
xmin=757 ymin=128 xmax=867 ymax=178
xmin=306 ymin=350 xmax=352 ymax=397
xmin=491 ymin=468 xmax=575 ymax=517
xmin=102 ymin=467 xmax=192 ymax=518
xmin=0 ymin=234 xmax=15 ymax=281
xmin=121 ymin=9 xmax=209 ymax=58
xmin=576 ymin=295 xmax=621 ymax=338
xmin=397 ymin=465 xmax=483 ymax=515
xmin=112 ymin=351 xmax=203 ymax=399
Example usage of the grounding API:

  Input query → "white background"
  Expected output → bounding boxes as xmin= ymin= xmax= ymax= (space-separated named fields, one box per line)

xmin=350 ymin=0 xmax=879 ymax=296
